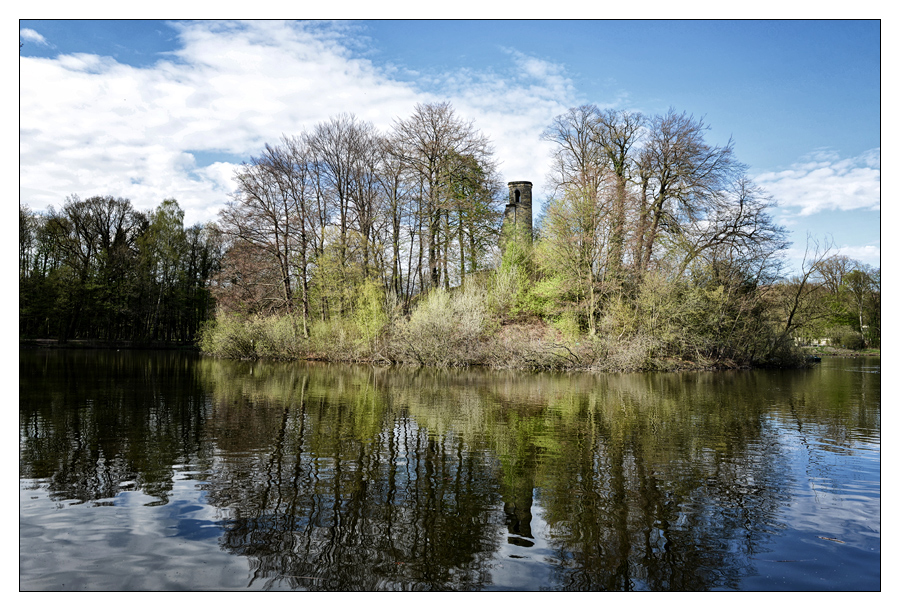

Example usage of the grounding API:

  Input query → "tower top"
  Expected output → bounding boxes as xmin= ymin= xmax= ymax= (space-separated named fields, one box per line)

xmin=502 ymin=181 xmax=533 ymax=250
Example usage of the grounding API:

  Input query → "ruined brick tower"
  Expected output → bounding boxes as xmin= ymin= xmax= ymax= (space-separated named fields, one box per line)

xmin=502 ymin=181 xmax=533 ymax=251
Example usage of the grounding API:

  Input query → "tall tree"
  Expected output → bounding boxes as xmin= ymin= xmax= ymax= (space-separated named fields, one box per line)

xmin=47 ymin=195 xmax=148 ymax=340
xmin=307 ymin=114 xmax=368 ymax=310
xmin=635 ymin=109 xmax=740 ymax=274
xmin=591 ymin=108 xmax=644 ymax=280
xmin=392 ymin=102 xmax=497 ymax=291
xmin=139 ymin=199 xmax=188 ymax=341
xmin=541 ymin=105 xmax=619 ymax=295
xmin=376 ymin=134 xmax=415 ymax=306
xmin=843 ymin=266 xmax=877 ymax=348
xmin=220 ymin=146 xmax=303 ymax=315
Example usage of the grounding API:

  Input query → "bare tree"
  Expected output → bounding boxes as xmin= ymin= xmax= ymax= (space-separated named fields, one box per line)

xmin=542 ymin=105 xmax=606 ymax=198
xmin=376 ymin=134 xmax=415 ymax=306
xmin=538 ymin=174 xmax=616 ymax=335
xmin=674 ymin=173 xmax=788 ymax=279
xmin=542 ymin=105 xmax=643 ymax=286
xmin=815 ymin=254 xmax=856 ymax=295
xmin=541 ymin=105 xmax=616 ymax=311
xmin=591 ymin=108 xmax=644 ymax=280
xmin=635 ymin=109 xmax=740 ymax=274
xmin=392 ymin=102 xmax=497 ymax=291
xmin=269 ymin=135 xmax=316 ymax=336
xmin=772 ymin=233 xmax=834 ymax=347
xmin=306 ymin=114 xmax=387 ymax=313
xmin=219 ymin=146 xmax=302 ymax=316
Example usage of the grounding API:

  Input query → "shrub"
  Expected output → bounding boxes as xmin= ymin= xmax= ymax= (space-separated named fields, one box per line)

xmin=198 ymin=310 xmax=305 ymax=360
xmin=831 ymin=326 xmax=865 ymax=350
xmin=393 ymin=285 xmax=492 ymax=366
xmin=351 ymin=279 xmax=389 ymax=355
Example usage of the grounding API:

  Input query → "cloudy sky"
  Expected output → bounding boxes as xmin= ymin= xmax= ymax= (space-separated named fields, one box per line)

xmin=18 ymin=19 xmax=881 ymax=274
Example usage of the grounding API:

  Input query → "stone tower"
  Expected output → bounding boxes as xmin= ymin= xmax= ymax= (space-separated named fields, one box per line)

xmin=502 ymin=181 xmax=533 ymax=250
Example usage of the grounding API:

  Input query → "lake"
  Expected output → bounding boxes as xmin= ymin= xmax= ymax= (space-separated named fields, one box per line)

xmin=19 ymin=349 xmax=880 ymax=591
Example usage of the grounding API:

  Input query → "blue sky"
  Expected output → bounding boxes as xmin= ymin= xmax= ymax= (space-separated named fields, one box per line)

xmin=18 ymin=19 xmax=881 ymax=274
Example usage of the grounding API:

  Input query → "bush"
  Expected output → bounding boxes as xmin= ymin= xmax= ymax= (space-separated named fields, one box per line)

xmin=831 ymin=326 xmax=865 ymax=350
xmin=307 ymin=317 xmax=361 ymax=361
xmin=392 ymin=285 xmax=492 ymax=366
xmin=198 ymin=310 xmax=305 ymax=360
xmin=351 ymin=279 xmax=389 ymax=354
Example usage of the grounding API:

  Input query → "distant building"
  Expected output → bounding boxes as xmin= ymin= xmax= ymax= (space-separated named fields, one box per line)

xmin=501 ymin=181 xmax=533 ymax=252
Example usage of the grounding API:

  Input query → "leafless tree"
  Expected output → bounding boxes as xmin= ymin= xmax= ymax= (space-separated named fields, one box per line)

xmin=591 ymin=108 xmax=644 ymax=279
xmin=674 ymin=173 xmax=788 ymax=280
xmin=635 ymin=109 xmax=740 ymax=274
xmin=306 ymin=113 xmax=391 ymax=314
xmin=219 ymin=146 xmax=302 ymax=317
xmin=772 ymin=233 xmax=834 ymax=346
xmin=814 ymin=254 xmax=856 ymax=295
xmin=392 ymin=102 xmax=497 ymax=291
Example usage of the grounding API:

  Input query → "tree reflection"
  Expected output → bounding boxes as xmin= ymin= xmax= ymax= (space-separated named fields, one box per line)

xmin=19 ymin=349 xmax=212 ymax=504
xmin=20 ymin=352 xmax=879 ymax=590
xmin=199 ymin=364 xmax=503 ymax=590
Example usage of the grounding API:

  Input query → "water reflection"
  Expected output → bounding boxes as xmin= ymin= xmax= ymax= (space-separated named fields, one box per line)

xmin=19 ymin=351 xmax=880 ymax=590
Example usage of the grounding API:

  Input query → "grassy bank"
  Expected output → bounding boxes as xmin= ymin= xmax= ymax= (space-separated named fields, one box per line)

xmin=198 ymin=273 xmax=805 ymax=372
xmin=803 ymin=345 xmax=881 ymax=358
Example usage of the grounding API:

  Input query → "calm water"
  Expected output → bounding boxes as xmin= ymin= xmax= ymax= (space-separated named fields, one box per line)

xmin=19 ymin=350 xmax=880 ymax=591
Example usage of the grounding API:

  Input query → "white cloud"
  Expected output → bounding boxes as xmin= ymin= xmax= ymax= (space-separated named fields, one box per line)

xmin=20 ymin=28 xmax=49 ymax=46
xmin=755 ymin=148 xmax=881 ymax=217
xmin=834 ymin=244 xmax=881 ymax=269
xmin=19 ymin=20 xmax=576 ymax=227
xmin=423 ymin=48 xmax=578 ymax=202
xmin=780 ymin=241 xmax=880 ymax=278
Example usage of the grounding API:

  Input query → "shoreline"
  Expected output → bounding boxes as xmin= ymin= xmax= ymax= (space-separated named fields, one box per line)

xmin=802 ymin=345 xmax=881 ymax=359
xmin=19 ymin=338 xmax=200 ymax=351
xmin=21 ymin=338 xmax=878 ymax=371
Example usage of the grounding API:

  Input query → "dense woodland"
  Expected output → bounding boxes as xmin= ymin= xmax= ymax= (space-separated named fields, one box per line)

xmin=19 ymin=102 xmax=879 ymax=368
xmin=19 ymin=197 xmax=220 ymax=343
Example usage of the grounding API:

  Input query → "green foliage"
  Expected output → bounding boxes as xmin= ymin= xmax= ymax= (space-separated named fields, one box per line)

xmin=351 ymin=278 xmax=388 ymax=351
xmin=393 ymin=285 xmax=492 ymax=366
xmin=306 ymin=278 xmax=390 ymax=361
xmin=198 ymin=311 xmax=306 ymax=360
xmin=490 ymin=235 xmax=548 ymax=320
xmin=20 ymin=198 xmax=219 ymax=343
xmin=550 ymin=310 xmax=581 ymax=342
xmin=307 ymin=317 xmax=362 ymax=361
xmin=830 ymin=326 xmax=866 ymax=350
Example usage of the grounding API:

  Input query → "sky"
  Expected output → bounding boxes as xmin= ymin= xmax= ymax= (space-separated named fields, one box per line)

xmin=18 ymin=19 xmax=881 ymax=275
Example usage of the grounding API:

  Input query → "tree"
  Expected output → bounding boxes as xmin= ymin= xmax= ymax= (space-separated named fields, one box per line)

xmin=376 ymin=133 xmax=416 ymax=307
xmin=307 ymin=114 xmax=370 ymax=310
xmin=815 ymin=254 xmax=856 ymax=295
xmin=542 ymin=105 xmax=606 ymax=200
xmin=539 ymin=106 xmax=620 ymax=331
xmin=843 ymin=266 xmax=877 ymax=348
xmin=392 ymin=102 xmax=498 ymax=291
xmin=220 ymin=146 xmax=305 ymax=317
xmin=139 ymin=199 xmax=188 ymax=341
xmin=42 ymin=195 xmax=148 ymax=340
xmin=635 ymin=109 xmax=740 ymax=275
xmin=266 ymin=135 xmax=316 ymax=337
xmin=536 ymin=182 xmax=615 ymax=335
xmin=591 ymin=108 xmax=644 ymax=280
xmin=181 ymin=222 xmax=222 ymax=340
xmin=770 ymin=234 xmax=833 ymax=348
xmin=443 ymin=150 xmax=502 ymax=283
xmin=672 ymin=173 xmax=788 ymax=280
xmin=21 ymin=196 xmax=218 ymax=343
